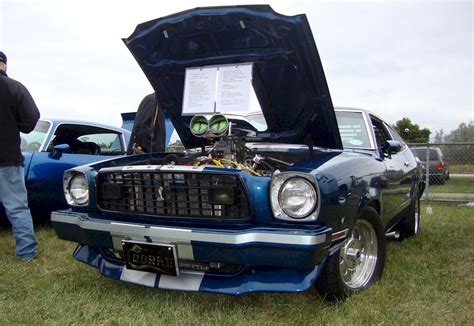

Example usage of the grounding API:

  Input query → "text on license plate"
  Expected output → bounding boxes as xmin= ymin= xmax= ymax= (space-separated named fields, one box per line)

xmin=121 ymin=240 xmax=179 ymax=276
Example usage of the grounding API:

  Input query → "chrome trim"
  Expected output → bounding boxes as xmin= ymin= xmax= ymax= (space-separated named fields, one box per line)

xmin=51 ymin=212 xmax=327 ymax=246
xmin=362 ymin=111 xmax=376 ymax=150
xmin=385 ymin=230 xmax=400 ymax=240
xmin=99 ymin=165 xmax=206 ymax=173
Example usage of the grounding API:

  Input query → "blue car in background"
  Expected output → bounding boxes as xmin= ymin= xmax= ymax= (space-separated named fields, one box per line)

xmin=8 ymin=118 xmax=131 ymax=218
xmin=51 ymin=5 xmax=424 ymax=301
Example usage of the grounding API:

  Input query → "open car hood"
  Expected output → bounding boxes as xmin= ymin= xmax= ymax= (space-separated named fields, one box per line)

xmin=124 ymin=5 xmax=342 ymax=149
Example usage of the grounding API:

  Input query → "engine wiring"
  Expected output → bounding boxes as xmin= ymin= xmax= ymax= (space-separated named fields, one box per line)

xmin=194 ymin=157 xmax=262 ymax=176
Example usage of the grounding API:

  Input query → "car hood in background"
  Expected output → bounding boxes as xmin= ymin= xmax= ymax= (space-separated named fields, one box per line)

xmin=124 ymin=5 xmax=342 ymax=150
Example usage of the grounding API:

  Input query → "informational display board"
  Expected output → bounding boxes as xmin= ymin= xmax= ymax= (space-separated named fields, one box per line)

xmin=182 ymin=63 xmax=253 ymax=115
xmin=182 ymin=66 xmax=217 ymax=114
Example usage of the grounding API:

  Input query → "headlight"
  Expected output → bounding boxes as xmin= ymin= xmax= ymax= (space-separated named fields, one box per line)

xmin=64 ymin=172 xmax=89 ymax=206
xmin=270 ymin=173 xmax=320 ymax=221
xmin=279 ymin=178 xmax=317 ymax=218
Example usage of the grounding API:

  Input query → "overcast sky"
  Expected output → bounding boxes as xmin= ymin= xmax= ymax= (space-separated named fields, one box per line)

xmin=1 ymin=0 xmax=472 ymax=136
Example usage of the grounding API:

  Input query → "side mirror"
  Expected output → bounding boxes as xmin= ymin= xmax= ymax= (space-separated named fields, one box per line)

xmin=50 ymin=144 xmax=71 ymax=159
xmin=382 ymin=140 xmax=402 ymax=158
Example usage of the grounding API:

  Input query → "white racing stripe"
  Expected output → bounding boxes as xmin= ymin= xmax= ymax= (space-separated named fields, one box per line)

xmin=119 ymin=267 xmax=204 ymax=291
xmin=120 ymin=267 xmax=157 ymax=287
xmin=158 ymin=272 xmax=204 ymax=291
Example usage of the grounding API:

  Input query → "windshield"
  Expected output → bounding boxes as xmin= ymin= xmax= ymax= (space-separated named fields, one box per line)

xmin=244 ymin=112 xmax=268 ymax=132
xmin=244 ymin=111 xmax=373 ymax=149
xmin=21 ymin=120 xmax=51 ymax=152
xmin=167 ymin=110 xmax=373 ymax=150
xmin=335 ymin=111 xmax=371 ymax=148
xmin=166 ymin=111 xmax=267 ymax=151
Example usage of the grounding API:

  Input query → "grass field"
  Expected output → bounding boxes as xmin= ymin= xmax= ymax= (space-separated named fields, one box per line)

xmin=429 ymin=176 xmax=474 ymax=193
xmin=449 ymin=164 xmax=474 ymax=174
xmin=1 ymin=203 xmax=473 ymax=324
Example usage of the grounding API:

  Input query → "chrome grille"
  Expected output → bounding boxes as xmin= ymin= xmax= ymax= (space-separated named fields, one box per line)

xmin=97 ymin=171 xmax=250 ymax=220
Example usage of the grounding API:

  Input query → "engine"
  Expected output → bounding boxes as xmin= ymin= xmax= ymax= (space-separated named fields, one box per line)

xmin=164 ymin=114 xmax=293 ymax=176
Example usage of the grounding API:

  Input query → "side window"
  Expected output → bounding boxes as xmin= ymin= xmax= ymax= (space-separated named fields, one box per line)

xmin=47 ymin=124 xmax=124 ymax=156
xmin=78 ymin=133 xmax=123 ymax=156
xmin=370 ymin=116 xmax=392 ymax=149
xmin=386 ymin=124 xmax=407 ymax=150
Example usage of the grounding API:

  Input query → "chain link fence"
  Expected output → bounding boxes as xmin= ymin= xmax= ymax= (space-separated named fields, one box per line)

xmin=408 ymin=142 xmax=474 ymax=202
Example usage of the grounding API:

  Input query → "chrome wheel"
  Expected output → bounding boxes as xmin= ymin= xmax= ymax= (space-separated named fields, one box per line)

xmin=339 ymin=219 xmax=378 ymax=289
xmin=316 ymin=207 xmax=386 ymax=301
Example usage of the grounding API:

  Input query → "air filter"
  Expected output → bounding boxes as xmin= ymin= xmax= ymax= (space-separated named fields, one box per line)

xmin=209 ymin=114 xmax=229 ymax=137
xmin=190 ymin=115 xmax=209 ymax=136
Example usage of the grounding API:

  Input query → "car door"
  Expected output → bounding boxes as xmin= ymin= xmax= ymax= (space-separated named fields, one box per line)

xmin=26 ymin=123 xmax=126 ymax=214
xmin=385 ymin=123 xmax=417 ymax=203
xmin=370 ymin=116 xmax=408 ymax=220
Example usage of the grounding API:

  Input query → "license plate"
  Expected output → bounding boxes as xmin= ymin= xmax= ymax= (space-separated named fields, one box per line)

xmin=121 ymin=240 xmax=179 ymax=276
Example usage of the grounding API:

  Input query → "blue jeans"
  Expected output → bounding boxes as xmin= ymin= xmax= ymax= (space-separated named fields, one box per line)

xmin=0 ymin=166 xmax=38 ymax=259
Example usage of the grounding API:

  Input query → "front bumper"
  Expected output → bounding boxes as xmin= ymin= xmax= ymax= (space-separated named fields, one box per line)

xmin=52 ymin=210 xmax=332 ymax=294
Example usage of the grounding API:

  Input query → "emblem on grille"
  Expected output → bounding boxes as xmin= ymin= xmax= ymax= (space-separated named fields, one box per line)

xmin=157 ymin=186 xmax=165 ymax=201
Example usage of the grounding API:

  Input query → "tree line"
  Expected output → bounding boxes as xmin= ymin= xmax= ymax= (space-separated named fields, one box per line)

xmin=393 ymin=118 xmax=473 ymax=165
xmin=393 ymin=118 xmax=473 ymax=144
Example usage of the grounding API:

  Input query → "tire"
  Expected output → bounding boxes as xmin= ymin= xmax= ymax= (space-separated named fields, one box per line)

xmin=398 ymin=196 xmax=421 ymax=239
xmin=315 ymin=207 xmax=386 ymax=301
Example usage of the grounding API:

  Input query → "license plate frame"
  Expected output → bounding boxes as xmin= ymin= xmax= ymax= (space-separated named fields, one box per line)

xmin=121 ymin=240 xmax=179 ymax=276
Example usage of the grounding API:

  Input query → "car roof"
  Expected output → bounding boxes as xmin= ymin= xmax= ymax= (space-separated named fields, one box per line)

xmin=334 ymin=107 xmax=384 ymax=120
xmin=39 ymin=118 xmax=128 ymax=133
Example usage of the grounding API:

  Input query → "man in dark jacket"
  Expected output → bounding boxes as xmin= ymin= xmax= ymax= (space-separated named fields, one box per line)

xmin=126 ymin=93 xmax=166 ymax=155
xmin=0 ymin=51 xmax=40 ymax=261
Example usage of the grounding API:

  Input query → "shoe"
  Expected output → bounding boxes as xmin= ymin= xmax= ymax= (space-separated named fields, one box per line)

xmin=19 ymin=254 xmax=38 ymax=262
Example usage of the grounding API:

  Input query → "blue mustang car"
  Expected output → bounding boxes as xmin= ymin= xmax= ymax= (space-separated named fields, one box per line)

xmin=51 ymin=5 xmax=424 ymax=301
xmin=12 ymin=118 xmax=131 ymax=217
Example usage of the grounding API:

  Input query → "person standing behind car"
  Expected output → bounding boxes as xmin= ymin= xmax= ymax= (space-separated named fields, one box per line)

xmin=126 ymin=93 xmax=166 ymax=155
xmin=0 ymin=51 xmax=40 ymax=261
